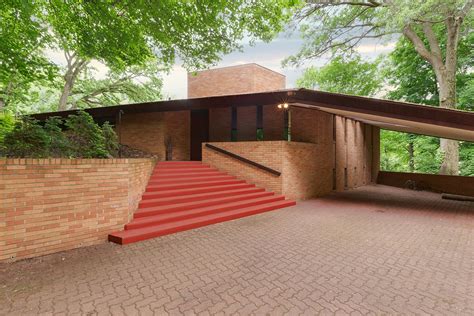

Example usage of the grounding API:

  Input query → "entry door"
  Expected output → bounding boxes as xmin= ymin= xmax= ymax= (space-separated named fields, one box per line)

xmin=190 ymin=109 xmax=209 ymax=161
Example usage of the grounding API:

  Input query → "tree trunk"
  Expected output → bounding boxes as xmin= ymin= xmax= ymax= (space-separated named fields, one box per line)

xmin=408 ymin=138 xmax=415 ymax=172
xmin=438 ymin=61 xmax=459 ymax=175
xmin=58 ymin=78 xmax=73 ymax=111
xmin=58 ymin=53 xmax=88 ymax=111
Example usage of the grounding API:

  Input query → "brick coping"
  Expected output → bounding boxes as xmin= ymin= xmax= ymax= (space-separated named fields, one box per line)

xmin=0 ymin=158 xmax=157 ymax=165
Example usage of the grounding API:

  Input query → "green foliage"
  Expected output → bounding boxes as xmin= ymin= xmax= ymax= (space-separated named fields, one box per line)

xmin=44 ymin=116 xmax=72 ymax=157
xmin=460 ymin=142 xmax=474 ymax=176
xmin=1 ymin=111 xmax=119 ymax=158
xmin=0 ymin=111 xmax=15 ymax=143
xmin=381 ymin=24 xmax=474 ymax=176
xmin=384 ymin=24 xmax=474 ymax=109
xmin=296 ymin=55 xmax=382 ymax=96
xmin=71 ymin=62 xmax=164 ymax=109
xmin=3 ymin=1 xmax=299 ymax=112
xmin=284 ymin=1 xmax=471 ymax=66
xmin=65 ymin=111 xmax=108 ymax=158
xmin=380 ymin=130 xmax=444 ymax=174
xmin=0 ymin=1 xmax=58 ymax=109
xmin=3 ymin=118 xmax=49 ymax=158
xmin=256 ymin=128 xmax=264 ymax=141
xmin=102 ymin=122 xmax=119 ymax=157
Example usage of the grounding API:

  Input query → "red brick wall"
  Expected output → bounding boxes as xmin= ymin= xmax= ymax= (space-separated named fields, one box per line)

xmin=203 ymin=111 xmax=377 ymax=199
xmin=282 ymin=142 xmax=333 ymax=200
xmin=202 ymin=141 xmax=283 ymax=194
xmin=0 ymin=158 xmax=154 ymax=262
xmin=291 ymin=107 xmax=334 ymax=144
xmin=334 ymin=116 xmax=375 ymax=191
xmin=119 ymin=111 xmax=190 ymax=160
xmin=377 ymin=171 xmax=474 ymax=196
xmin=263 ymin=105 xmax=284 ymax=140
xmin=202 ymin=140 xmax=335 ymax=200
xmin=188 ymin=63 xmax=285 ymax=98
xmin=209 ymin=104 xmax=285 ymax=142
xmin=237 ymin=106 xmax=257 ymax=141
xmin=209 ymin=107 xmax=231 ymax=142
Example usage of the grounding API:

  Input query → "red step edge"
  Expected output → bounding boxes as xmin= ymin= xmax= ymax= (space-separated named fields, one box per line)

xmin=139 ymin=187 xmax=267 ymax=207
xmin=109 ymin=200 xmax=296 ymax=245
xmin=135 ymin=191 xmax=274 ymax=218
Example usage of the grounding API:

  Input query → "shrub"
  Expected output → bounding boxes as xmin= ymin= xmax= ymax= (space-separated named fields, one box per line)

xmin=44 ymin=116 xmax=73 ymax=157
xmin=0 ymin=112 xmax=16 ymax=143
xmin=65 ymin=111 xmax=108 ymax=158
xmin=3 ymin=117 xmax=49 ymax=158
xmin=102 ymin=121 xmax=119 ymax=157
xmin=1 ymin=110 xmax=120 ymax=158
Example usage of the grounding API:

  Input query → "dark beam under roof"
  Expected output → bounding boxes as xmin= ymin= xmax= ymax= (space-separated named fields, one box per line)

xmin=30 ymin=88 xmax=474 ymax=141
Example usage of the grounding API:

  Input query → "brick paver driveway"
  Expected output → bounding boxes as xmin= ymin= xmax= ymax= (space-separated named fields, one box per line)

xmin=1 ymin=185 xmax=473 ymax=315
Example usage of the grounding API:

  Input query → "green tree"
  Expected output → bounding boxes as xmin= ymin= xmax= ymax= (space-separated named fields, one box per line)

xmin=70 ymin=62 xmax=164 ymax=109
xmin=65 ymin=111 xmax=108 ymax=158
xmin=0 ymin=1 xmax=57 ymax=110
xmin=296 ymin=55 xmax=381 ymax=96
xmin=42 ymin=0 xmax=298 ymax=110
xmin=285 ymin=0 xmax=474 ymax=175
xmin=384 ymin=26 xmax=474 ymax=176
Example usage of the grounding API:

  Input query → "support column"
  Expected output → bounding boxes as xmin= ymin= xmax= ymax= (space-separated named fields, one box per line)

xmin=231 ymin=106 xmax=237 ymax=141
xmin=371 ymin=126 xmax=380 ymax=183
xmin=256 ymin=105 xmax=263 ymax=140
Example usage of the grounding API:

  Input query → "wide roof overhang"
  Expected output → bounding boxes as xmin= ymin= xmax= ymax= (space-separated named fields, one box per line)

xmin=32 ymin=88 xmax=474 ymax=142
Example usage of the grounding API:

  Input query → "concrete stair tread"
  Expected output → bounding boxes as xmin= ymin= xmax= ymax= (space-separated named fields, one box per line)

xmin=153 ymin=167 xmax=219 ymax=173
xmin=142 ymin=183 xmax=255 ymax=199
xmin=146 ymin=179 xmax=246 ymax=191
xmin=139 ymin=187 xmax=267 ymax=207
xmin=109 ymin=199 xmax=296 ymax=244
xmin=148 ymin=175 xmax=236 ymax=185
xmin=149 ymin=171 xmax=228 ymax=179
xmin=127 ymin=195 xmax=286 ymax=229
xmin=136 ymin=190 xmax=274 ymax=217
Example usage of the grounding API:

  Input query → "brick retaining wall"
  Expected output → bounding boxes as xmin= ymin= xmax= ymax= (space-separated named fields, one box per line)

xmin=377 ymin=171 xmax=474 ymax=196
xmin=203 ymin=141 xmax=335 ymax=200
xmin=0 ymin=158 xmax=155 ymax=261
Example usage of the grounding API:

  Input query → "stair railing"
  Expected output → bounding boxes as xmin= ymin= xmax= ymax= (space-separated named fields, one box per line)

xmin=204 ymin=143 xmax=281 ymax=176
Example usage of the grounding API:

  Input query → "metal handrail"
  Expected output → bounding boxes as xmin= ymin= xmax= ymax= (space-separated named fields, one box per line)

xmin=204 ymin=143 xmax=281 ymax=176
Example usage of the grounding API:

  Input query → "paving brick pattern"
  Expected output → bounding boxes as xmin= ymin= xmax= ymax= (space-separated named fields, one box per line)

xmin=1 ymin=185 xmax=473 ymax=315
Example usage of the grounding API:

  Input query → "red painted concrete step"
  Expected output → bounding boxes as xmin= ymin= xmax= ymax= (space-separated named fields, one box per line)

xmin=141 ymin=183 xmax=255 ymax=199
xmin=139 ymin=187 xmax=267 ymax=208
xmin=149 ymin=171 xmax=227 ymax=179
xmin=108 ymin=161 xmax=296 ymax=245
xmin=136 ymin=191 xmax=275 ymax=217
xmin=109 ymin=200 xmax=296 ymax=245
xmin=146 ymin=179 xmax=246 ymax=192
xmin=127 ymin=195 xmax=286 ymax=229
xmin=148 ymin=175 xmax=236 ymax=185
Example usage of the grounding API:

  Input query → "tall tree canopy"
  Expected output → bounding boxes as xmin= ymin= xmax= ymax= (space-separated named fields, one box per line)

xmin=0 ymin=1 xmax=57 ymax=109
xmin=2 ymin=0 xmax=299 ymax=111
xmin=296 ymin=54 xmax=381 ymax=96
xmin=285 ymin=0 xmax=474 ymax=175
xmin=383 ymin=26 xmax=474 ymax=176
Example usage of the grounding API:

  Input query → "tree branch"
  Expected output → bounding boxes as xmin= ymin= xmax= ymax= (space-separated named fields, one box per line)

xmin=403 ymin=25 xmax=439 ymax=67
xmin=422 ymin=22 xmax=443 ymax=61
xmin=305 ymin=0 xmax=383 ymax=7
xmin=458 ymin=0 xmax=474 ymax=20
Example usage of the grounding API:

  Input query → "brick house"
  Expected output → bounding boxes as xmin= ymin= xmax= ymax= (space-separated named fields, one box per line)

xmin=33 ymin=63 xmax=474 ymax=201
xmin=8 ymin=63 xmax=472 ymax=249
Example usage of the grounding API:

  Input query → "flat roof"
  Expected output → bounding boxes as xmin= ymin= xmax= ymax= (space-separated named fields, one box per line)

xmin=189 ymin=63 xmax=286 ymax=78
xmin=31 ymin=88 xmax=474 ymax=142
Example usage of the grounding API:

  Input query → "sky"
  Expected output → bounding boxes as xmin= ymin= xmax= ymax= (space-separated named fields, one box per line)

xmin=46 ymin=30 xmax=396 ymax=100
xmin=161 ymin=32 xmax=396 ymax=99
